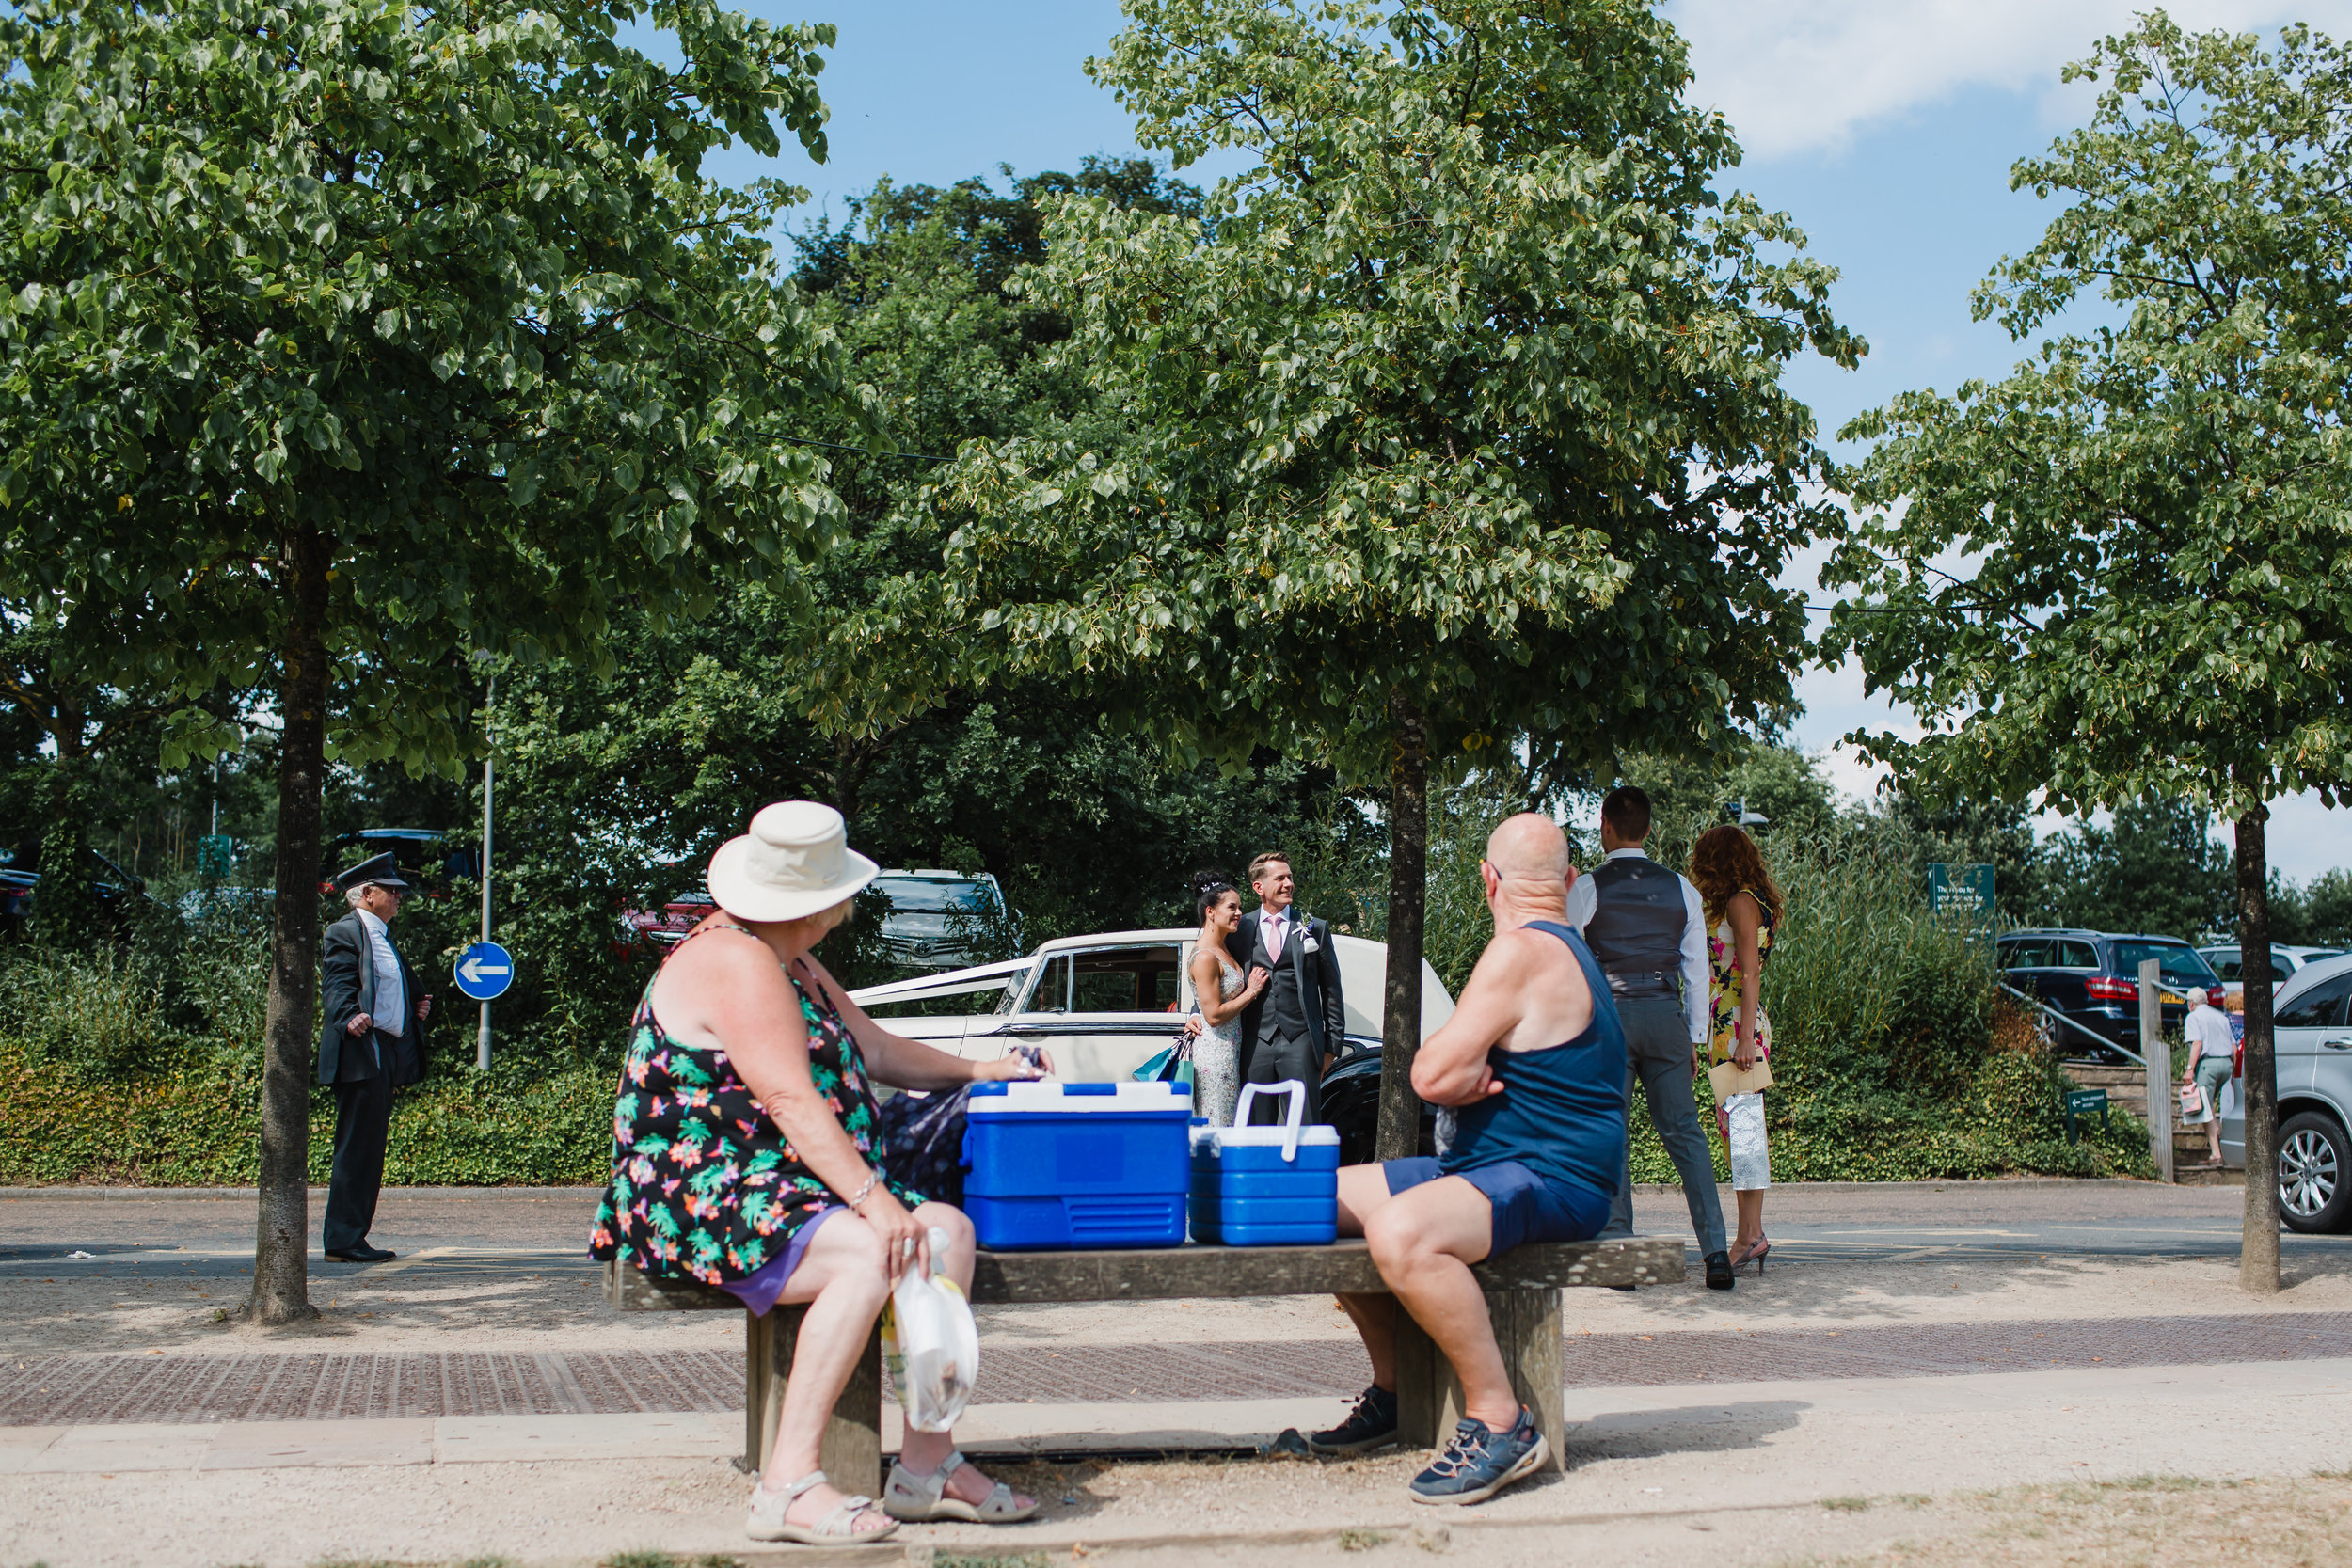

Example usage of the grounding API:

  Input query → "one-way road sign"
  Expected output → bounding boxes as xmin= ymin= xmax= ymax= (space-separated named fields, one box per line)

xmin=453 ymin=941 xmax=516 ymax=1002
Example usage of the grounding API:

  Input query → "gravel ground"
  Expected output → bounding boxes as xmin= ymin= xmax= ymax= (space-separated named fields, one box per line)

xmin=1804 ymin=1473 xmax=2352 ymax=1567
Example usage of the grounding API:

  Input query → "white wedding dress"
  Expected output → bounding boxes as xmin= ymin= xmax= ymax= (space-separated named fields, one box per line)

xmin=1195 ymin=951 xmax=1246 ymax=1127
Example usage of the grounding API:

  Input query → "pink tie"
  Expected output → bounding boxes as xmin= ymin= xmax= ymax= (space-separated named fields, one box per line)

xmin=1264 ymin=916 xmax=1285 ymax=960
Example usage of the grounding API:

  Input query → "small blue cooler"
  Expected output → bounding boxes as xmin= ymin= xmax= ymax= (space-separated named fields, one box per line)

xmin=1188 ymin=1082 xmax=1341 ymax=1245
xmin=962 ymin=1080 xmax=1192 ymax=1250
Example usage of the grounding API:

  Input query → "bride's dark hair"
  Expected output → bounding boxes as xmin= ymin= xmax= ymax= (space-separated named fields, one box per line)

xmin=1191 ymin=870 xmax=1238 ymax=921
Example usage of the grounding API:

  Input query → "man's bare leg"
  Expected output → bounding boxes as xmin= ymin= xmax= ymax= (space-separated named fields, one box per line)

xmin=1335 ymin=1164 xmax=1402 ymax=1388
xmin=1361 ymin=1176 xmax=1518 ymax=1433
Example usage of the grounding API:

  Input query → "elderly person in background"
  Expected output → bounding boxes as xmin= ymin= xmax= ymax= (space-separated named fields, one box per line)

xmin=592 ymin=801 xmax=1046 ymax=1545
xmin=318 ymin=852 xmax=433 ymax=1263
xmin=2183 ymin=986 xmax=2234 ymax=1167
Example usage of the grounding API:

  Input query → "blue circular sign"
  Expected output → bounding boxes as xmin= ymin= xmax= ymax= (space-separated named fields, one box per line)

xmin=453 ymin=941 xmax=516 ymax=1001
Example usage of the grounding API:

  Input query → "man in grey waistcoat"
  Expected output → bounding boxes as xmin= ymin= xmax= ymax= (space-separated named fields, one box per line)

xmin=317 ymin=852 xmax=433 ymax=1263
xmin=1565 ymin=787 xmax=1733 ymax=1291
xmin=1226 ymin=850 xmax=1345 ymax=1126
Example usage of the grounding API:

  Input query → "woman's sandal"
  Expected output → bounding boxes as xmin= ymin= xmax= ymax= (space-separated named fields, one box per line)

xmin=746 ymin=1469 xmax=899 ymax=1544
xmin=882 ymin=1450 xmax=1040 ymax=1523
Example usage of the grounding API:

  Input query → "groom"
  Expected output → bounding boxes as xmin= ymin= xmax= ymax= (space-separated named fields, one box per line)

xmin=1227 ymin=850 xmax=1345 ymax=1125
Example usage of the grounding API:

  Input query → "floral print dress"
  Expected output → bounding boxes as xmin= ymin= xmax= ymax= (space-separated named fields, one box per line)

xmin=1706 ymin=893 xmax=1776 ymax=1069
xmin=1707 ymin=891 xmax=1776 ymax=1193
xmin=590 ymin=929 xmax=922 ymax=1284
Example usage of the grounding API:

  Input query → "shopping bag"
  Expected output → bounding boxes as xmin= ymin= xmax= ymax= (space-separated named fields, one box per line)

xmin=1133 ymin=1036 xmax=1195 ymax=1092
xmin=880 ymin=1226 xmax=980 ymax=1433
xmin=2180 ymin=1082 xmax=2212 ymax=1126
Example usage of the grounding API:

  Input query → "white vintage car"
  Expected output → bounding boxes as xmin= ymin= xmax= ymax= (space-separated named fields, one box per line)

xmin=848 ymin=927 xmax=1455 ymax=1085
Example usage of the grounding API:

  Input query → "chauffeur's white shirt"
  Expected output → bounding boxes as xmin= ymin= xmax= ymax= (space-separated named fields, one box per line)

xmin=355 ymin=908 xmax=406 ymax=1036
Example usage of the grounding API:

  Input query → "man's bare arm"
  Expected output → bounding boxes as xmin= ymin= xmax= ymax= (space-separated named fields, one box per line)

xmin=1410 ymin=931 xmax=1546 ymax=1106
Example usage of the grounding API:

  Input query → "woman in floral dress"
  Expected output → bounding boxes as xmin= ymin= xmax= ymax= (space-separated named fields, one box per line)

xmin=593 ymin=801 xmax=1045 ymax=1545
xmin=1688 ymin=824 xmax=1783 ymax=1275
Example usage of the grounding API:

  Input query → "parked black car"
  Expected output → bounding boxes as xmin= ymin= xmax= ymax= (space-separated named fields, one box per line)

xmin=319 ymin=828 xmax=477 ymax=893
xmin=1321 ymin=1035 xmax=1437 ymax=1165
xmin=0 ymin=846 xmax=151 ymax=939
xmin=1996 ymin=927 xmax=2223 ymax=1058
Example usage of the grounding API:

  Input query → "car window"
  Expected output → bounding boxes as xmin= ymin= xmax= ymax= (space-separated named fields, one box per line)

xmin=2273 ymin=947 xmax=2302 ymax=972
xmin=2308 ymin=950 xmax=2346 ymax=962
xmin=2277 ymin=971 xmax=2352 ymax=1030
xmin=2109 ymin=942 xmax=2219 ymax=990
xmin=1021 ymin=945 xmax=1184 ymax=1014
xmin=2000 ymin=938 xmax=2052 ymax=969
xmin=2205 ymin=948 xmax=2243 ymax=981
xmin=2055 ymin=940 xmax=2098 ymax=969
xmin=870 ymin=878 xmax=994 ymax=914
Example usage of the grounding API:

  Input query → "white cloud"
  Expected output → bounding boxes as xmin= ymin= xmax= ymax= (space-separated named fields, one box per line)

xmin=1666 ymin=0 xmax=2352 ymax=160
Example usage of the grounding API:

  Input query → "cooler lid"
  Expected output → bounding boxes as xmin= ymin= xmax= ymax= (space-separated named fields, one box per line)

xmin=1192 ymin=1123 xmax=1341 ymax=1150
xmin=967 ymin=1080 xmax=1192 ymax=1115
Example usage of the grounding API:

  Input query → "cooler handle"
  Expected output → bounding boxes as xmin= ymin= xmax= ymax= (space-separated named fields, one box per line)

xmin=1231 ymin=1080 xmax=1308 ymax=1162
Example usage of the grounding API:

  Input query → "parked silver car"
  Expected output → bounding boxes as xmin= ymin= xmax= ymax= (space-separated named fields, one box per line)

xmin=2196 ymin=942 xmax=2345 ymax=1000
xmin=848 ymin=927 xmax=1455 ymax=1085
xmin=2220 ymin=952 xmax=2352 ymax=1231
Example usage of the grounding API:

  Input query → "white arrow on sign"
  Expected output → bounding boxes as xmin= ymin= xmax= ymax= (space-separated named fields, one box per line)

xmin=459 ymin=955 xmax=512 ymax=985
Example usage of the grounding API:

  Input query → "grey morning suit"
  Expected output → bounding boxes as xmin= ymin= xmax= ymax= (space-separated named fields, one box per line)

xmin=1581 ymin=854 xmax=1727 ymax=1258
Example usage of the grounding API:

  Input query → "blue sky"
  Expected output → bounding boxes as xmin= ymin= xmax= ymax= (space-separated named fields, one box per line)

xmin=718 ymin=0 xmax=2352 ymax=882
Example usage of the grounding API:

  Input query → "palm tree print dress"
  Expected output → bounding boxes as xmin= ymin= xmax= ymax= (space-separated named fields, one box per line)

xmin=590 ymin=928 xmax=922 ymax=1285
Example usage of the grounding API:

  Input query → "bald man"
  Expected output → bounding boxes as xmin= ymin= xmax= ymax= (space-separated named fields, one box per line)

xmin=1305 ymin=814 xmax=1629 ymax=1506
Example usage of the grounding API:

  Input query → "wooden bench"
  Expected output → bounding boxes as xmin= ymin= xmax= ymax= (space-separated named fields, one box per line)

xmin=606 ymin=1236 xmax=1682 ymax=1493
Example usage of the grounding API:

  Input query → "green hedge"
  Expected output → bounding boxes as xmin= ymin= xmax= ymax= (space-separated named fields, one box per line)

xmin=2 ymin=1037 xmax=2148 ymax=1189
xmin=0 ymin=1043 xmax=614 ymax=1187
xmin=1628 ymin=1047 xmax=2154 ymax=1184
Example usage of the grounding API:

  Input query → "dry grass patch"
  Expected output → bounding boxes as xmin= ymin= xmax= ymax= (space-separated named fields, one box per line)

xmin=1805 ymin=1472 xmax=2352 ymax=1566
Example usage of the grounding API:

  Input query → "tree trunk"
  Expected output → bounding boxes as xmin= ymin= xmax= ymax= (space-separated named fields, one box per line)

xmin=34 ymin=748 xmax=103 ymax=946
xmin=1375 ymin=696 xmax=1429 ymax=1162
xmin=2236 ymin=804 xmax=2278 ymax=1294
xmin=248 ymin=526 xmax=330 ymax=1324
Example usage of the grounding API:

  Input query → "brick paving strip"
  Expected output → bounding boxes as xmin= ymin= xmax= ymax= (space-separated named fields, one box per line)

xmin=7 ymin=1312 xmax=2349 ymax=1426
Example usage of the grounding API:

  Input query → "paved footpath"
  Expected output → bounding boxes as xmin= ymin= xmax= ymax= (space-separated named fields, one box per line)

xmin=4 ymin=1180 xmax=2350 ymax=1566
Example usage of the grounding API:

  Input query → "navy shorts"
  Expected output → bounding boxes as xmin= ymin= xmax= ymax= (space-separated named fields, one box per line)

xmin=1382 ymin=1157 xmax=1611 ymax=1256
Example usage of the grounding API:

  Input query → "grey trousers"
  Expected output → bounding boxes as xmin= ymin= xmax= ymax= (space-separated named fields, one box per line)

xmin=1603 ymin=994 xmax=1727 ymax=1258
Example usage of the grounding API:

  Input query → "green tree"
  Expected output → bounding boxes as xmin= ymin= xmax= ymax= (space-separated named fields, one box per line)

xmin=2036 ymin=799 xmax=2233 ymax=938
xmin=0 ymin=0 xmax=853 ymax=1319
xmin=844 ymin=0 xmax=1857 ymax=1155
xmin=1825 ymin=16 xmax=2352 ymax=1290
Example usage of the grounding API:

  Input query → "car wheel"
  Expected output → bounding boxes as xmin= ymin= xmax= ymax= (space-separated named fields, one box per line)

xmin=2277 ymin=1112 xmax=2352 ymax=1233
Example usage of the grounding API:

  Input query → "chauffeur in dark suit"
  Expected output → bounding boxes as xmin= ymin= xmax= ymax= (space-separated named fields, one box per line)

xmin=1224 ymin=850 xmax=1345 ymax=1126
xmin=318 ymin=852 xmax=432 ymax=1262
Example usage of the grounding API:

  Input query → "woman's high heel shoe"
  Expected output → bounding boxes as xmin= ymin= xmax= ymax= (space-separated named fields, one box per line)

xmin=1731 ymin=1237 xmax=1770 ymax=1275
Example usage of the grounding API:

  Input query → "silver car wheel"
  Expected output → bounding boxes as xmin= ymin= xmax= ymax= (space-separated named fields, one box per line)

xmin=2280 ymin=1127 xmax=2340 ymax=1220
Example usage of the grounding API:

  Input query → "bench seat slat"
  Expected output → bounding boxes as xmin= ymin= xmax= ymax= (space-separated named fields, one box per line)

xmin=605 ymin=1235 xmax=1683 ymax=1311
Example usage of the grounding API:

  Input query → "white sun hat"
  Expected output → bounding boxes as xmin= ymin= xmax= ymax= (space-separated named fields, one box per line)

xmin=705 ymin=801 xmax=879 ymax=924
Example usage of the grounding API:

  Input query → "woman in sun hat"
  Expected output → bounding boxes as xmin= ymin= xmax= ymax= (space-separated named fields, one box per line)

xmin=592 ymin=801 xmax=1046 ymax=1545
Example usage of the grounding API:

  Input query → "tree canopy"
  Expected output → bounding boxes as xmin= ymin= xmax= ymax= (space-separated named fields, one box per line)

xmin=0 ymin=0 xmax=858 ymax=1318
xmin=828 ymin=0 xmax=1858 ymax=1150
xmin=1825 ymin=15 xmax=2352 ymax=1290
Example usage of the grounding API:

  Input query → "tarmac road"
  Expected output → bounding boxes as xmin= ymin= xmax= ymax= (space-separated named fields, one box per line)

xmin=2 ymin=1179 xmax=2344 ymax=1281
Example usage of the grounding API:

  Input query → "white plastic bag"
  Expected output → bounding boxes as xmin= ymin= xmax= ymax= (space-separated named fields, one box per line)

xmin=880 ymin=1227 xmax=980 ymax=1433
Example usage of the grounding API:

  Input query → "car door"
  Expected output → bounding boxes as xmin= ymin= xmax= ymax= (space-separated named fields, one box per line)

xmin=2228 ymin=969 xmax=2352 ymax=1163
xmin=1005 ymin=942 xmax=1192 ymax=1082
xmin=2290 ymin=970 xmax=2352 ymax=1133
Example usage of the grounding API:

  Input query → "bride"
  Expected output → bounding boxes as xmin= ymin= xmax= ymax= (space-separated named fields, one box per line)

xmin=1187 ymin=872 xmax=1268 ymax=1126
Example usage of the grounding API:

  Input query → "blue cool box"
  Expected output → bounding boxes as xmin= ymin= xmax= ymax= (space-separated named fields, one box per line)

xmin=1187 ymin=1085 xmax=1342 ymax=1246
xmin=961 ymin=1080 xmax=1192 ymax=1250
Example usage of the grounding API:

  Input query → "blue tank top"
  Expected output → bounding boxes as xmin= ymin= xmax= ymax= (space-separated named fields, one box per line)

xmin=1438 ymin=921 xmax=1629 ymax=1199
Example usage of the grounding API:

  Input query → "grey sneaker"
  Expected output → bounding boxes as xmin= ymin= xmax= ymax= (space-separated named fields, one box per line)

xmin=1307 ymin=1384 xmax=1401 ymax=1454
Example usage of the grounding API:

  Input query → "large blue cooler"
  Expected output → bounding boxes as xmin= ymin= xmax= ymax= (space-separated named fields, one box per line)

xmin=1188 ymin=1082 xmax=1341 ymax=1246
xmin=962 ymin=1080 xmax=1192 ymax=1250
